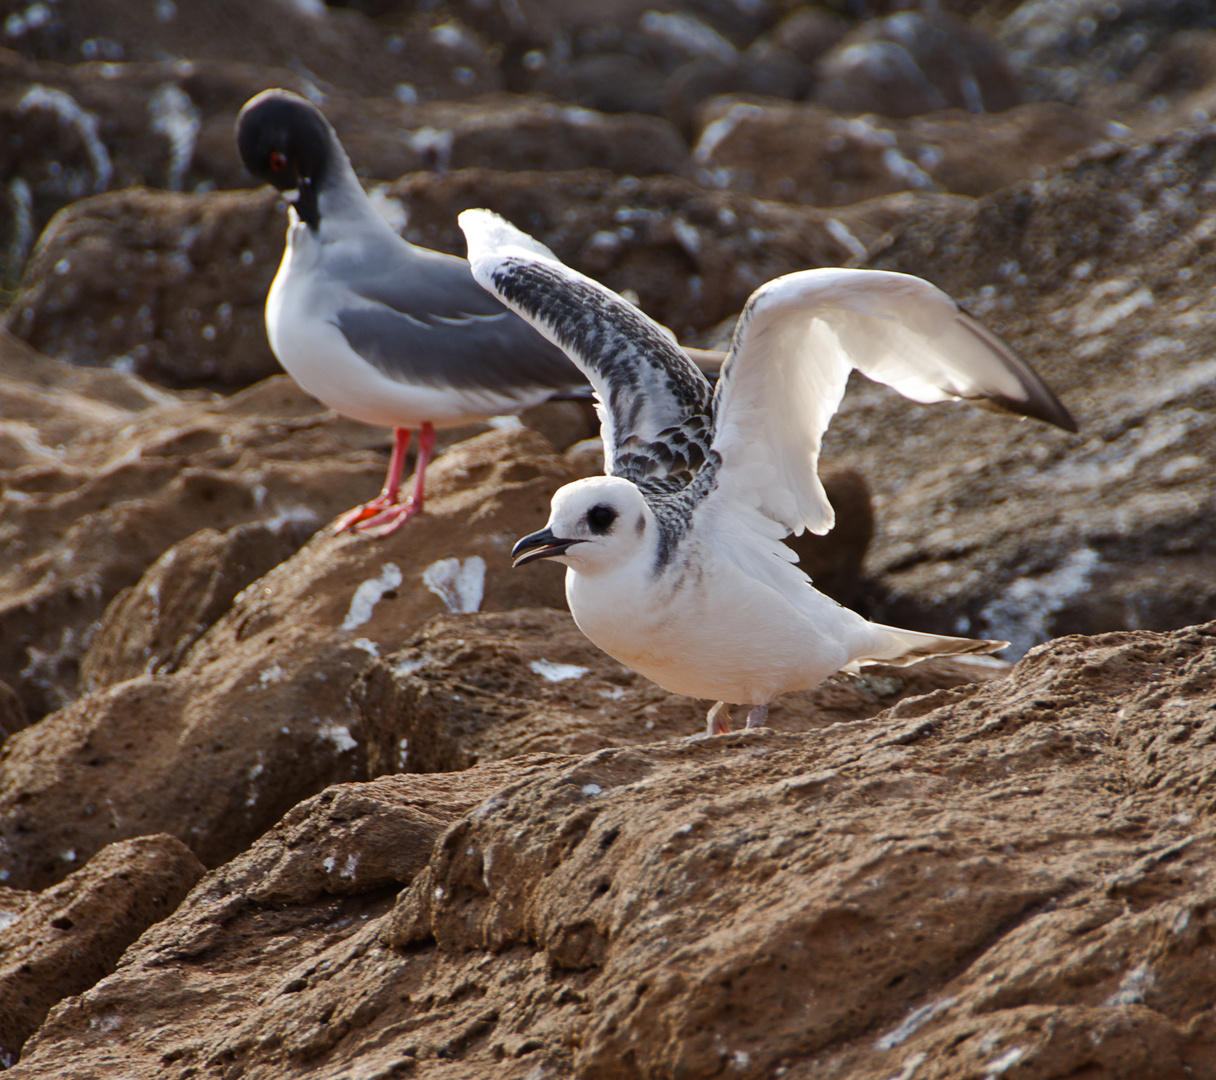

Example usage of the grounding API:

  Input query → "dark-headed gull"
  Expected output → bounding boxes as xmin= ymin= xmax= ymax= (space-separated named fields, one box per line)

xmin=458 ymin=209 xmax=1076 ymax=733
xmin=236 ymin=89 xmax=589 ymax=536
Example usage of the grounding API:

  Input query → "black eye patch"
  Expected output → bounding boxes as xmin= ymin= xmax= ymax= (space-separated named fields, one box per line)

xmin=587 ymin=504 xmax=618 ymax=534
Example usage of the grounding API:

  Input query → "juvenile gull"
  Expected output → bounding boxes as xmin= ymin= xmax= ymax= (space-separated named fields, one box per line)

xmin=236 ymin=89 xmax=589 ymax=536
xmin=459 ymin=210 xmax=1077 ymax=733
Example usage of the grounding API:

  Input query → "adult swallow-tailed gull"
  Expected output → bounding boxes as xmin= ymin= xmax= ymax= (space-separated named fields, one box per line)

xmin=235 ymin=89 xmax=590 ymax=536
xmin=458 ymin=209 xmax=1077 ymax=734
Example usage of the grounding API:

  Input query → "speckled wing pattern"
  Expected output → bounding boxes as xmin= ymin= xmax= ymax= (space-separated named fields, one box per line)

xmin=460 ymin=209 xmax=715 ymax=489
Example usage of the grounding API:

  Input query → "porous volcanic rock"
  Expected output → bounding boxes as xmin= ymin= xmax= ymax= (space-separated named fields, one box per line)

xmin=6 ymin=186 xmax=284 ymax=385
xmin=78 ymin=520 xmax=309 ymax=692
xmin=0 ymin=0 xmax=502 ymax=102
xmin=836 ymin=123 xmax=1216 ymax=651
xmin=353 ymin=607 xmax=1004 ymax=775
xmin=0 ymin=834 xmax=204 ymax=1065
xmin=692 ymin=97 xmax=1119 ymax=206
xmin=813 ymin=10 xmax=1021 ymax=118
xmin=0 ymin=333 xmax=388 ymax=722
xmin=10 ymin=622 xmax=1216 ymax=1078
xmin=0 ymin=425 xmax=573 ymax=890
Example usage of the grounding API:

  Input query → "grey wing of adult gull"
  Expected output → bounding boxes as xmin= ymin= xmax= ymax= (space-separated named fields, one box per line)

xmin=333 ymin=241 xmax=589 ymax=397
xmin=458 ymin=209 xmax=714 ymax=486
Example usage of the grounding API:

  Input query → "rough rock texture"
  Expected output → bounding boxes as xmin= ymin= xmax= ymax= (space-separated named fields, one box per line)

xmin=6 ymin=186 xmax=284 ymax=385
xmin=0 ymin=0 xmax=503 ymax=101
xmin=78 ymin=520 xmax=308 ymax=691
xmin=0 ymin=833 xmax=204 ymax=1065
xmin=0 ymin=332 xmax=389 ymax=721
xmin=832 ymin=124 xmax=1216 ymax=650
xmin=692 ymin=97 xmax=1119 ymax=206
xmin=814 ymin=10 xmax=1021 ymax=118
xmin=0 ymin=425 xmax=573 ymax=890
xmin=10 ymin=622 xmax=1216 ymax=1078
xmin=353 ymin=607 xmax=1003 ymax=775
xmin=997 ymin=0 xmax=1216 ymax=105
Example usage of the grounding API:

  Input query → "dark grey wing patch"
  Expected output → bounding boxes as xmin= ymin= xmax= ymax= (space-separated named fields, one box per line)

xmin=334 ymin=303 xmax=585 ymax=394
xmin=488 ymin=257 xmax=713 ymax=483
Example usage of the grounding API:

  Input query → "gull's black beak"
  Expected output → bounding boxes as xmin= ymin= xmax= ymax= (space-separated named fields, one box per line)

xmin=286 ymin=175 xmax=319 ymax=229
xmin=512 ymin=528 xmax=586 ymax=568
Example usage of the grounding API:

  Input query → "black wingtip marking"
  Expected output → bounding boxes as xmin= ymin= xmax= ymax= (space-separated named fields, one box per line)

xmin=957 ymin=313 xmax=1078 ymax=433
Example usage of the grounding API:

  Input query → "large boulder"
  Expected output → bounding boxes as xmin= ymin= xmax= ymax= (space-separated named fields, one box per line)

xmin=10 ymin=622 xmax=1216 ymax=1077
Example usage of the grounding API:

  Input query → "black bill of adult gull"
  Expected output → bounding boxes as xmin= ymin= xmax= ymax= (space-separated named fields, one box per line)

xmin=456 ymin=209 xmax=1078 ymax=734
xmin=235 ymin=88 xmax=593 ymax=536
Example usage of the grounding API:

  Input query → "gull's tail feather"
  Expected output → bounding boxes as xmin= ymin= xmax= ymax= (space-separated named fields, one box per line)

xmin=843 ymin=623 xmax=1008 ymax=673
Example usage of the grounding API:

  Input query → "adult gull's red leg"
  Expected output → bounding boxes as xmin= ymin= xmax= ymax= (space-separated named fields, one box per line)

xmin=332 ymin=426 xmax=414 ymax=534
xmin=356 ymin=422 xmax=436 ymax=537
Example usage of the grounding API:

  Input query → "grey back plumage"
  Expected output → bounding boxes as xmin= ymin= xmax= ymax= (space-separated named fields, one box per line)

xmin=335 ymin=245 xmax=586 ymax=395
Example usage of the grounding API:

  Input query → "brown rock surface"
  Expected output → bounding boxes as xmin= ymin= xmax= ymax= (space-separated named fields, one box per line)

xmin=8 ymin=622 xmax=1216 ymax=1078
xmin=837 ymin=123 xmax=1216 ymax=649
xmin=692 ymin=97 xmax=1119 ymax=206
xmin=0 ymin=425 xmax=573 ymax=889
xmin=0 ymin=833 xmax=204 ymax=1065
xmin=0 ymin=0 xmax=501 ymax=102
xmin=6 ymin=186 xmax=284 ymax=386
xmin=0 ymin=332 xmax=387 ymax=721
xmin=78 ymin=520 xmax=309 ymax=691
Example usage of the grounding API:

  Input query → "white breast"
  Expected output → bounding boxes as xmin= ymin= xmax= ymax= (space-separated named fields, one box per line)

xmin=565 ymin=541 xmax=857 ymax=706
xmin=266 ymin=222 xmax=552 ymax=430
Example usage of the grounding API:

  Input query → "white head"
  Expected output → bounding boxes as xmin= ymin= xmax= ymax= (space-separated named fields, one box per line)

xmin=512 ymin=476 xmax=653 ymax=576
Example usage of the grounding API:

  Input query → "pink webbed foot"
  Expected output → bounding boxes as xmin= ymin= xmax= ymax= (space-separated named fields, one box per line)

xmin=333 ymin=423 xmax=435 ymax=538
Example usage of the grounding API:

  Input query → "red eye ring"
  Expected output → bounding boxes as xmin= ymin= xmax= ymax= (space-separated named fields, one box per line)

xmin=269 ymin=151 xmax=288 ymax=173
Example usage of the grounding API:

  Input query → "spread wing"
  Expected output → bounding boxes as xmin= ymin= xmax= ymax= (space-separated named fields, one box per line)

xmin=459 ymin=209 xmax=713 ymax=484
xmin=708 ymin=267 xmax=1076 ymax=536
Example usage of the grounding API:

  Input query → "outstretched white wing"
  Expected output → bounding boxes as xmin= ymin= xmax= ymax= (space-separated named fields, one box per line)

xmin=459 ymin=209 xmax=712 ymax=481
xmin=709 ymin=268 xmax=1075 ymax=536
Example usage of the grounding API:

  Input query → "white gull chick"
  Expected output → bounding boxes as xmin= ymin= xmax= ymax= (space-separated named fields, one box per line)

xmin=236 ymin=89 xmax=589 ymax=536
xmin=460 ymin=210 xmax=1077 ymax=734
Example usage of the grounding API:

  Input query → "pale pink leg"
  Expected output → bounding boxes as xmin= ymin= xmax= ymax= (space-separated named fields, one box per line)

xmin=356 ymin=422 xmax=436 ymax=537
xmin=332 ymin=426 xmax=413 ymax=534
xmin=706 ymin=701 xmax=732 ymax=735
xmin=745 ymin=704 xmax=769 ymax=730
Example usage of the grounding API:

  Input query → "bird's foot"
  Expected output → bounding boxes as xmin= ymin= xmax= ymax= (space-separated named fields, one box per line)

xmin=744 ymin=704 xmax=769 ymax=730
xmin=347 ymin=498 xmax=422 ymax=537
xmin=706 ymin=701 xmax=732 ymax=735
xmin=332 ymin=494 xmax=401 ymax=534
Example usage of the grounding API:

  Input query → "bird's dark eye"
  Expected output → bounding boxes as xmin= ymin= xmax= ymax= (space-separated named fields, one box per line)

xmin=587 ymin=504 xmax=617 ymax=534
xmin=269 ymin=151 xmax=288 ymax=173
